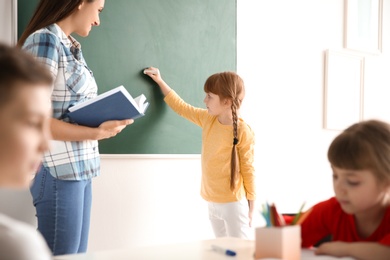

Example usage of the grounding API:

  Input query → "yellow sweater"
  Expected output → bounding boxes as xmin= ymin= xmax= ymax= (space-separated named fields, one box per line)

xmin=165 ymin=90 xmax=256 ymax=203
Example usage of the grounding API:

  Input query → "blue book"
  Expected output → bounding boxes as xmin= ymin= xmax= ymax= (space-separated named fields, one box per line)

xmin=68 ymin=85 xmax=149 ymax=127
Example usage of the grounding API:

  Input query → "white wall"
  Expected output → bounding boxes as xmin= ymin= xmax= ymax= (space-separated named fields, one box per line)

xmin=238 ymin=0 xmax=390 ymax=213
xmin=0 ymin=0 xmax=17 ymax=45
xmin=89 ymin=155 xmax=214 ymax=251
xmin=237 ymin=0 xmax=342 ymax=214
xmin=89 ymin=0 xmax=390 ymax=252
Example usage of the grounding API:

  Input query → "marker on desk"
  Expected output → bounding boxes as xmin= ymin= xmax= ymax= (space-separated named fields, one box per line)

xmin=211 ymin=245 xmax=236 ymax=256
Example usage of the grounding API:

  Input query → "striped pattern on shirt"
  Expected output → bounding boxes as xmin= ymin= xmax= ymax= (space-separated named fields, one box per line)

xmin=23 ymin=23 xmax=100 ymax=180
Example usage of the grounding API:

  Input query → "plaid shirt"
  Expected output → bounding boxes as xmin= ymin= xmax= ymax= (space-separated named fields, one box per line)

xmin=23 ymin=24 xmax=100 ymax=180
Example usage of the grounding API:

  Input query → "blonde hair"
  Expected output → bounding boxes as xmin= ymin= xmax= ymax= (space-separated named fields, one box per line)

xmin=204 ymin=71 xmax=245 ymax=191
xmin=328 ymin=119 xmax=390 ymax=183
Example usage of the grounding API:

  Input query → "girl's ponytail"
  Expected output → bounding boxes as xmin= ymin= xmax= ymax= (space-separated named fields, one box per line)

xmin=230 ymin=98 xmax=240 ymax=191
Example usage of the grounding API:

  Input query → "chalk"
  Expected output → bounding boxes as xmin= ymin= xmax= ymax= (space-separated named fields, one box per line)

xmin=143 ymin=69 xmax=158 ymax=75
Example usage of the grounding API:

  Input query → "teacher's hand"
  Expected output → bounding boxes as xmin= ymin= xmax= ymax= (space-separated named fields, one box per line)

xmin=96 ymin=119 xmax=133 ymax=140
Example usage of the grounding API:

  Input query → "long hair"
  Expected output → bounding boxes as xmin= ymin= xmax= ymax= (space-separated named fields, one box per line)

xmin=328 ymin=119 xmax=390 ymax=183
xmin=204 ymin=71 xmax=245 ymax=191
xmin=0 ymin=43 xmax=52 ymax=106
xmin=17 ymin=0 xmax=95 ymax=47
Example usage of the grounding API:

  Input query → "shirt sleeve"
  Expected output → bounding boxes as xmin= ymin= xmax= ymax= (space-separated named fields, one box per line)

xmin=301 ymin=198 xmax=334 ymax=248
xmin=164 ymin=90 xmax=208 ymax=127
xmin=0 ymin=217 xmax=52 ymax=260
xmin=22 ymin=31 xmax=60 ymax=81
xmin=379 ymin=234 xmax=390 ymax=246
xmin=239 ymin=123 xmax=256 ymax=200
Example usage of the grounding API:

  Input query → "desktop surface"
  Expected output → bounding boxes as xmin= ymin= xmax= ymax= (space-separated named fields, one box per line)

xmin=53 ymin=237 xmax=355 ymax=260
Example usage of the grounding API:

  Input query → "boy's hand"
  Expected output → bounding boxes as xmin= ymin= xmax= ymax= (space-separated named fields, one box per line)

xmin=315 ymin=241 xmax=348 ymax=257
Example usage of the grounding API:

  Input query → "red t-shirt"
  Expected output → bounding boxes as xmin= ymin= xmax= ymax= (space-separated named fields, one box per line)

xmin=301 ymin=197 xmax=390 ymax=247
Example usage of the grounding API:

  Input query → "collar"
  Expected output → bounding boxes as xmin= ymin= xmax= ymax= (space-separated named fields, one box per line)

xmin=47 ymin=23 xmax=81 ymax=50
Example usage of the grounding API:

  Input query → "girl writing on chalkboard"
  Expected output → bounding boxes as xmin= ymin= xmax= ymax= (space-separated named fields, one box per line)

xmin=144 ymin=67 xmax=256 ymax=239
xmin=17 ymin=0 xmax=133 ymax=255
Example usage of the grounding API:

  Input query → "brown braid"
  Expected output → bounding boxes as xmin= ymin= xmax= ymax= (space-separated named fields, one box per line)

xmin=230 ymin=98 xmax=240 ymax=191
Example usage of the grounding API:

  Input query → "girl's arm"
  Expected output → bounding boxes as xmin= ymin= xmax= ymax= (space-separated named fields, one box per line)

xmin=50 ymin=118 xmax=133 ymax=141
xmin=248 ymin=199 xmax=255 ymax=227
xmin=315 ymin=241 xmax=390 ymax=260
xmin=144 ymin=67 xmax=171 ymax=96
xmin=144 ymin=67 xmax=206 ymax=127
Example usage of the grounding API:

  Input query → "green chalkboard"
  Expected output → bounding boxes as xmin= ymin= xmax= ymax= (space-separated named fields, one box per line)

xmin=18 ymin=0 xmax=237 ymax=154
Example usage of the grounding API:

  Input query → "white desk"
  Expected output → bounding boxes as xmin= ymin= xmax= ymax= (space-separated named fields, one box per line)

xmin=53 ymin=237 xmax=355 ymax=260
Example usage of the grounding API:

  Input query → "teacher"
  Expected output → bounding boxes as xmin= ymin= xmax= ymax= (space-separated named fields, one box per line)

xmin=18 ymin=0 xmax=133 ymax=255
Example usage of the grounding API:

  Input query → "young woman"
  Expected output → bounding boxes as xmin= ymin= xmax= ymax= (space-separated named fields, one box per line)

xmin=301 ymin=119 xmax=390 ymax=260
xmin=0 ymin=43 xmax=52 ymax=260
xmin=144 ymin=67 xmax=256 ymax=239
xmin=18 ymin=0 xmax=133 ymax=255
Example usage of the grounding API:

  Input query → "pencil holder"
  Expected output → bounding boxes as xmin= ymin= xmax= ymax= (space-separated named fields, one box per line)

xmin=255 ymin=225 xmax=301 ymax=260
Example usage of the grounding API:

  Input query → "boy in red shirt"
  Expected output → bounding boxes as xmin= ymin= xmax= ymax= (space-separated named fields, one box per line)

xmin=301 ymin=120 xmax=390 ymax=259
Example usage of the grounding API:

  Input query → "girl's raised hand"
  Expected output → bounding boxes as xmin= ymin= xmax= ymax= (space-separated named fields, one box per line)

xmin=143 ymin=66 xmax=172 ymax=96
xmin=143 ymin=67 xmax=162 ymax=83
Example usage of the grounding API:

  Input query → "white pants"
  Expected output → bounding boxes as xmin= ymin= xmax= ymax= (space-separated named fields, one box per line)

xmin=208 ymin=199 xmax=253 ymax=240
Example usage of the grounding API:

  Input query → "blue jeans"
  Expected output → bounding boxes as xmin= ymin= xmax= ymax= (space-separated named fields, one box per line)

xmin=30 ymin=166 xmax=92 ymax=256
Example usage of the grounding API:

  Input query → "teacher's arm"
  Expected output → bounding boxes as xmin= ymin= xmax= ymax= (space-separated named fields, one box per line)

xmin=50 ymin=118 xmax=133 ymax=141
